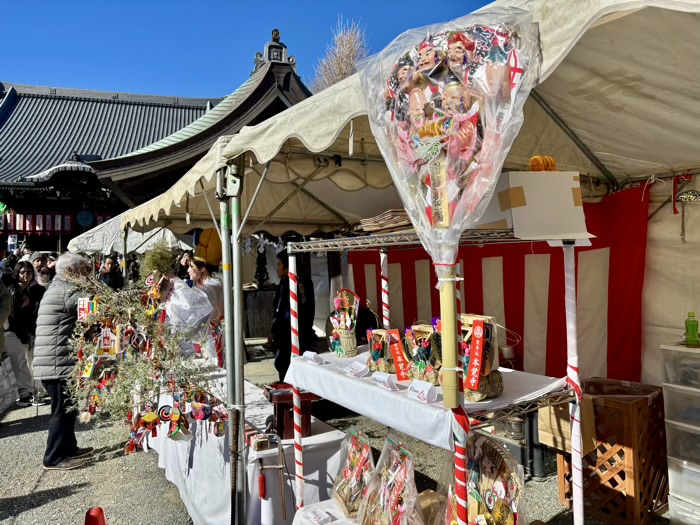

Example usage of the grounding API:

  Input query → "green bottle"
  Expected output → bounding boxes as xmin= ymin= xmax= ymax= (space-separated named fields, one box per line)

xmin=686 ymin=312 xmax=699 ymax=348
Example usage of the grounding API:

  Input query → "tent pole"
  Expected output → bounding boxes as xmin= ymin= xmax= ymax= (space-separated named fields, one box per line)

xmin=232 ymin=159 xmax=247 ymax=522
xmin=229 ymin=156 xmax=247 ymax=523
xmin=563 ymin=241 xmax=583 ymax=525
xmin=121 ymin=228 xmax=128 ymax=280
xmin=288 ymin=252 xmax=305 ymax=509
xmin=216 ymin=164 xmax=245 ymax=523
xmin=439 ymin=264 xmax=458 ymax=409
xmin=531 ymin=90 xmax=617 ymax=191
xmin=237 ymin=161 xmax=270 ymax=240
xmin=200 ymin=180 xmax=222 ymax=239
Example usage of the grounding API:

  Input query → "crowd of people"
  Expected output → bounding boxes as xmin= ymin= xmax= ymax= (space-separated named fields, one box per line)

xmin=0 ymin=239 xmax=362 ymax=471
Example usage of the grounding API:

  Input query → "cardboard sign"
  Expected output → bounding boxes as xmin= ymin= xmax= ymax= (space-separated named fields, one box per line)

xmin=465 ymin=319 xmax=485 ymax=391
xmin=344 ymin=360 xmax=370 ymax=378
xmin=373 ymin=372 xmax=398 ymax=391
xmin=407 ymin=379 xmax=437 ymax=403
xmin=388 ymin=329 xmax=410 ymax=381
xmin=302 ymin=351 xmax=324 ymax=365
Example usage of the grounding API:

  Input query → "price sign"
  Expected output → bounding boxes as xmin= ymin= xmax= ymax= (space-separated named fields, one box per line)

xmin=373 ymin=372 xmax=399 ymax=391
xmin=407 ymin=379 xmax=438 ymax=403
xmin=344 ymin=360 xmax=370 ymax=378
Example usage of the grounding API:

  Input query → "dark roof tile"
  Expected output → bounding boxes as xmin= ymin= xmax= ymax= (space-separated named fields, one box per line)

xmin=0 ymin=82 xmax=218 ymax=183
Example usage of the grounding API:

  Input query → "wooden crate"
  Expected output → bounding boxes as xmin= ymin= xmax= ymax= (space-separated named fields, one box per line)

xmin=558 ymin=379 xmax=668 ymax=525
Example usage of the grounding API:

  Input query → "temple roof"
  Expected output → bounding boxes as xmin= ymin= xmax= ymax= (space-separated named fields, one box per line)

xmin=93 ymin=31 xmax=311 ymax=206
xmin=0 ymin=81 xmax=217 ymax=184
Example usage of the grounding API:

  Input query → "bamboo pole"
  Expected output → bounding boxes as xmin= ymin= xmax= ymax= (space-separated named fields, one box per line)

xmin=440 ymin=264 xmax=459 ymax=409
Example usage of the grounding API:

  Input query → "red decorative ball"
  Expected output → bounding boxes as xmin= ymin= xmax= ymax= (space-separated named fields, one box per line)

xmin=374 ymin=343 xmax=382 ymax=351
xmin=333 ymin=332 xmax=340 ymax=340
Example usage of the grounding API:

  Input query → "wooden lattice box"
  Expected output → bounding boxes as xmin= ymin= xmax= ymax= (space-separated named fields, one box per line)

xmin=558 ymin=379 xmax=668 ymax=525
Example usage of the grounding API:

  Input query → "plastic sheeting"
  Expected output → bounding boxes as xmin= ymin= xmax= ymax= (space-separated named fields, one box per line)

xmin=67 ymin=214 xmax=192 ymax=255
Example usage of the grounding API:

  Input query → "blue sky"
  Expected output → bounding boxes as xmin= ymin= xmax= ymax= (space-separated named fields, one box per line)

xmin=2 ymin=0 xmax=489 ymax=98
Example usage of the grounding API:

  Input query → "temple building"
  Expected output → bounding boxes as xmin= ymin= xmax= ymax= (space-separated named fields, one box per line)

xmin=0 ymin=30 xmax=309 ymax=251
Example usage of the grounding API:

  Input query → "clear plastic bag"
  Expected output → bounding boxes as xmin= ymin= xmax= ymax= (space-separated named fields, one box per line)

xmin=332 ymin=427 xmax=376 ymax=518
xmin=357 ymin=430 xmax=424 ymax=525
xmin=165 ymin=278 xmax=213 ymax=330
xmin=358 ymin=8 xmax=540 ymax=285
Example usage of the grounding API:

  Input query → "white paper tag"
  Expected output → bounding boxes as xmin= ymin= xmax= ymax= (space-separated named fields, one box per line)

xmin=373 ymin=372 xmax=399 ymax=391
xmin=306 ymin=508 xmax=332 ymax=525
xmin=303 ymin=351 xmax=324 ymax=365
xmin=406 ymin=379 xmax=437 ymax=403
xmin=344 ymin=360 xmax=370 ymax=378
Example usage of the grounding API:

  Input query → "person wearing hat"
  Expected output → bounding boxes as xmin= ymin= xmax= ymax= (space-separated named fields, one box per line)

xmin=30 ymin=252 xmax=47 ymax=272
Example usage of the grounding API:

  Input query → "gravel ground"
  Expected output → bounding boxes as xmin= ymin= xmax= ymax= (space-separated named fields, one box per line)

xmin=0 ymin=404 xmax=192 ymax=525
xmin=0 ymin=344 xmax=670 ymax=525
xmin=245 ymin=345 xmax=671 ymax=525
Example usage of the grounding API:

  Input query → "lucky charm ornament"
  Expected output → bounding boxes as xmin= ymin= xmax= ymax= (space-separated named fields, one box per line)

xmin=359 ymin=8 xmax=538 ymax=408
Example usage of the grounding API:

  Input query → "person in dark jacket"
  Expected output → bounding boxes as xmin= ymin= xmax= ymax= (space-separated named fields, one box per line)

xmin=270 ymin=251 xmax=316 ymax=382
xmin=33 ymin=252 xmax=93 ymax=470
xmin=99 ymin=254 xmax=123 ymax=291
xmin=7 ymin=261 xmax=46 ymax=407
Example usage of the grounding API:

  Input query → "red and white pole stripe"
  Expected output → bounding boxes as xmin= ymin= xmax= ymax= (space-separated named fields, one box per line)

xmin=289 ymin=255 xmax=305 ymax=510
xmin=452 ymin=408 xmax=470 ymax=525
xmin=453 ymin=267 xmax=469 ymax=525
xmin=563 ymin=244 xmax=583 ymax=525
xmin=380 ymin=249 xmax=390 ymax=329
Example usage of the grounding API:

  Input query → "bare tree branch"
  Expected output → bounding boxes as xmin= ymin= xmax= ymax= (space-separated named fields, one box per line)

xmin=310 ymin=16 xmax=369 ymax=94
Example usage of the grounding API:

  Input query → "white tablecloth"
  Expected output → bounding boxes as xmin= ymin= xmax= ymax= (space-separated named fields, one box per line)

xmin=292 ymin=500 xmax=356 ymax=525
xmin=285 ymin=349 xmax=567 ymax=451
xmin=147 ymin=372 xmax=344 ymax=525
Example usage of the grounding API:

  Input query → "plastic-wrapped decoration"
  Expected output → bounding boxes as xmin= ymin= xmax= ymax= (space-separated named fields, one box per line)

xmin=357 ymin=431 xmax=424 ymax=525
xmin=359 ymin=9 xmax=539 ymax=408
xmin=332 ymin=428 xmax=376 ymax=518
xmin=359 ymin=9 xmax=538 ymax=270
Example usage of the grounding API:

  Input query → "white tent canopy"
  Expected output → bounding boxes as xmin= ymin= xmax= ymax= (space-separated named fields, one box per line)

xmin=121 ymin=0 xmax=700 ymax=238
xmin=121 ymin=77 xmax=402 ymax=236
xmin=68 ymin=214 xmax=193 ymax=255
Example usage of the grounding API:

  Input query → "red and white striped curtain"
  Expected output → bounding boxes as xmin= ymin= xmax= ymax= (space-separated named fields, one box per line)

xmin=350 ymin=186 xmax=649 ymax=382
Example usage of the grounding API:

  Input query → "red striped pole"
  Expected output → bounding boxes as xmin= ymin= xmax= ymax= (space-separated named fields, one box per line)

xmin=288 ymin=254 xmax=304 ymax=510
xmin=380 ymin=249 xmax=390 ymax=329
xmin=452 ymin=407 xmax=469 ymax=525
xmin=450 ymin=263 xmax=469 ymax=525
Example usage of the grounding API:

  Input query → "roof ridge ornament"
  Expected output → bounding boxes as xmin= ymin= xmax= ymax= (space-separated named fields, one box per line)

xmin=252 ymin=29 xmax=291 ymax=75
